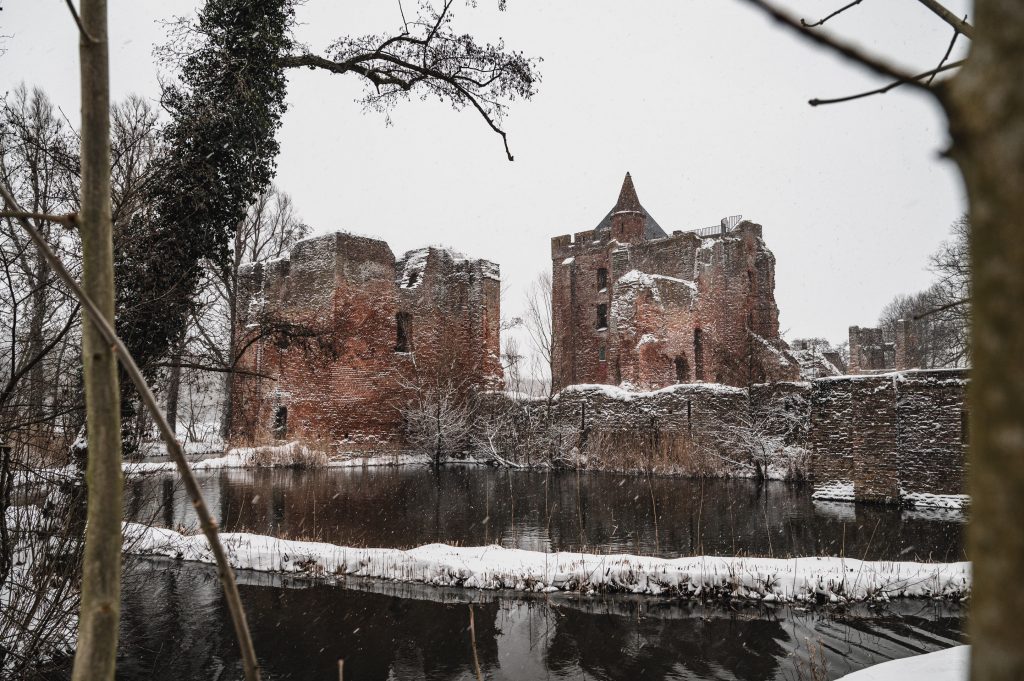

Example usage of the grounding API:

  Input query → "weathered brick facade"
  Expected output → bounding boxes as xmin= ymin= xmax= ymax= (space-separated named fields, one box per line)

xmin=230 ymin=232 xmax=501 ymax=450
xmin=551 ymin=173 xmax=799 ymax=391
xmin=809 ymin=369 xmax=968 ymax=502
xmin=479 ymin=369 xmax=968 ymax=503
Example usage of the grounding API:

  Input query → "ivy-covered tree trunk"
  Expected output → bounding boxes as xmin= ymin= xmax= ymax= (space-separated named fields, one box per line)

xmin=71 ymin=0 xmax=123 ymax=679
xmin=946 ymin=3 xmax=1024 ymax=679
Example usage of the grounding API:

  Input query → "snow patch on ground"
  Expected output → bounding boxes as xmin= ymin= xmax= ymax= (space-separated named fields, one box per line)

xmin=836 ymin=645 xmax=967 ymax=681
xmin=123 ymin=524 xmax=970 ymax=602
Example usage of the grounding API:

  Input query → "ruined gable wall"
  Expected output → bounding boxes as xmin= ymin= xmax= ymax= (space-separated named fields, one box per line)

xmin=610 ymin=273 xmax=698 ymax=389
xmin=397 ymin=247 xmax=502 ymax=392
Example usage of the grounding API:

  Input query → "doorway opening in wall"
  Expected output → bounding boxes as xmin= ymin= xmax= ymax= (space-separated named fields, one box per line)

xmin=273 ymin=406 xmax=288 ymax=439
xmin=674 ymin=355 xmax=689 ymax=383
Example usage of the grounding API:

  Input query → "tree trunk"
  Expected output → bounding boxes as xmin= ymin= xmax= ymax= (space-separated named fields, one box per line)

xmin=945 ymin=4 xmax=1024 ymax=679
xmin=166 ymin=332 xmax=183 ymax=437
xmin=71 ymin=1 xmax=123 ymax=679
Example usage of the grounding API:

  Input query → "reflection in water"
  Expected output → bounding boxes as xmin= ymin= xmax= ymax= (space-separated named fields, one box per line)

xmin=127 ymin=465 xmax=966 ymax=561
xmin=118 ymin=558 xmax=965 ymax=681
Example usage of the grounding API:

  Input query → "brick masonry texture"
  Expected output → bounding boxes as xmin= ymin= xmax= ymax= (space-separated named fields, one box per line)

xmin=809 ymin=369 xmax=968 ymax=502
xmin=481 ymin=369 xmax=968 ymax=502
xmin=230 ymin=232 xmax=501 ymax=451
xmin=550 ymin=174 xmax=800 ymax=392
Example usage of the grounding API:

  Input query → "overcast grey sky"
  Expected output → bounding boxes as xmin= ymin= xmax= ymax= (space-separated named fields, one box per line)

xmin=2 ymin=0 xmax=969 ymax=350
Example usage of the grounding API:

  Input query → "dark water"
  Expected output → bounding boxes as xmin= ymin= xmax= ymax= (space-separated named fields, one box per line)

xmin=118 ymin=559 xmax=965 ymax=681
xmin=126 ymin=465 xmax=966 ymax=561
xmin=117 ymin=465 xmax=968 ymax=680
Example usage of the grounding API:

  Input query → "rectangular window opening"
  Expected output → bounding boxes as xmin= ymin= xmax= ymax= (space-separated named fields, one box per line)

xmin=596 ymin=304 xmax=608 ymax=330
xmin=395 ymin=312 xmax=412 ymax=352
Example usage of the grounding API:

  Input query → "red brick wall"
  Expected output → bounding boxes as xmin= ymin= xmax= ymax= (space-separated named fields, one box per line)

xmin=551 ymin=221 xmax=797 ymax=391
xmin=230 ymin=233 xmax=501 ymax=451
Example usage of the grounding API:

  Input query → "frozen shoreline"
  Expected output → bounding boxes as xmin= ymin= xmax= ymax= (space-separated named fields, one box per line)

xmin=123 ymin=523 xmax=970 ymax=602
xmin=836 ymin=645 xmax=967 ymax=680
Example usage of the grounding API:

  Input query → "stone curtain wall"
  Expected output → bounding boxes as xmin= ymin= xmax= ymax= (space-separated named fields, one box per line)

xmin=482 ymin=369 xmax=968 ymax=502
xmin=809 ymin=369 xmax=968 ymax=502
xmin=231 ymin=232 xmax=501 ymax=451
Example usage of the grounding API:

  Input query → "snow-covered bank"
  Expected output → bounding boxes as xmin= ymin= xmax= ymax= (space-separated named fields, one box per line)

xmin=123 ymin=442 xmax=435 ymax=476
xmin=836 ymin=645 xmax=967 ymax=680
xmin=124 ymin=523 xmax=970 ymax=602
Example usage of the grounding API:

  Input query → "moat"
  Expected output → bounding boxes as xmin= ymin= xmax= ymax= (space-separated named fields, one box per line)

xmin=117 ymin=465 xmax=967 ymax=680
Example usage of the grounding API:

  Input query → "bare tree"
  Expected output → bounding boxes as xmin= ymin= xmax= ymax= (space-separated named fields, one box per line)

xmin=876 ymin=216 xmax=970 ymax=369
xmin=277 ymin=0 xmax=541 ymax=160
xmin=522 ymin=270 xmax=552 ymax=396
xmin=926 ymin=214 xmax=970 ymax=365
xmin=163 ymin=184 xmax=309 ymax=441
xmin=740 ymin=2 xmax=1022 ymax=678
xmin=70 ymin=0 xmax=124 ymax=677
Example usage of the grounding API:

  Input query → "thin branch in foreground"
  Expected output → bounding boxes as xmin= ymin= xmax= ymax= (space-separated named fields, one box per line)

xmin=0 ymin=181 xmax=262 ymax=681
xmin=915 ymin=0 xmax=974 ymax=39
xmin=800 ymin=0 xmax=865 ymax=28
xmin=0 ymin=209 xmax=79 ymax=229
xmin=927 ymin=22 xmax=964 ymax=86
xmin=63 ymin=0 xmax=97 ymax=43
xmin=740 ymin=0 xmax=931 ymax=94
xmin=810 ymin=58 xmax=964 ymax=106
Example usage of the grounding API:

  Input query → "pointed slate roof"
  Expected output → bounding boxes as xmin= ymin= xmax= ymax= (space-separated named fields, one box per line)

xmin=594 ymin=172 xmax=667 ymax=239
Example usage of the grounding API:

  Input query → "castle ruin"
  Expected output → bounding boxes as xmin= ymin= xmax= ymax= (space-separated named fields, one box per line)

xmin=550 ymin=173 xmax=801 ymax=391
xmin=230 ymin=232 xmax=501 ymax=450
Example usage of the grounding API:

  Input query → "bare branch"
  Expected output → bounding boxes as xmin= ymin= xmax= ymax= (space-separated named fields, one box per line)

xmin=916 ymin=0 xmax=974 ymax=39
xmin=741 ymin=0 xmax=932 ymax=94
xmin=63 ymin=0 xmax=97 ymax=43
xmin=927 ymin=22 xmax=964 ymax=86
xmin=913 ymin=297 xmax=969 ymax=321
xmin=0 ymin=209 xmax=79 ymax=229
xmin=277 ymin=1 xmax=539 ymax=162
xmin=810 ymin=58 xmax=964 ymax=106
xmin=800 ymin=0 xmax=865 ymax=28
xmin=151 ymin=361 xmax=274 ymax=380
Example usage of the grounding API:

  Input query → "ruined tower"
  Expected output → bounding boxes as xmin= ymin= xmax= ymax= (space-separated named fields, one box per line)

xmin=550 ymin=173 xmax=798 ymax=391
